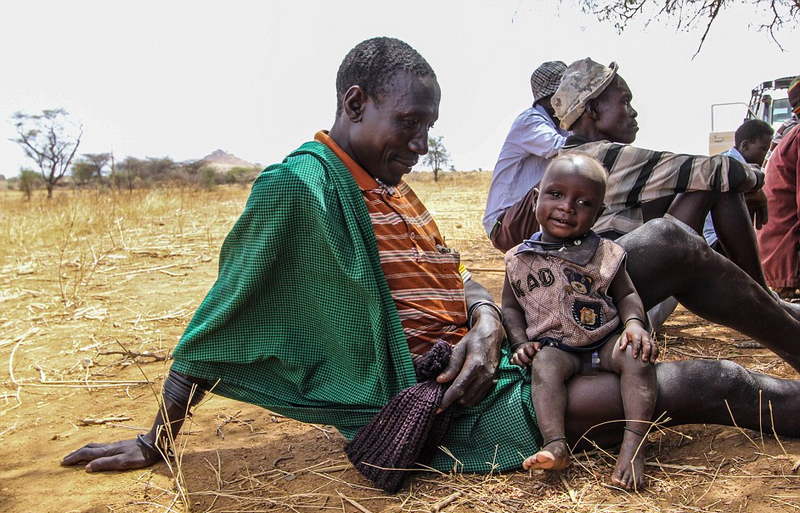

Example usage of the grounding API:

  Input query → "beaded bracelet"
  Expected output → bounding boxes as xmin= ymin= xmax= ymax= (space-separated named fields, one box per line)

xmin=467 ymin=300 xmax=504 ymax=329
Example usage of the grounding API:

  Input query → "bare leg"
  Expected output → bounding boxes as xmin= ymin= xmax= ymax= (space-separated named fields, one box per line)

xmin=618 ymin=218 xmax=800 ymax=372
xmin=599 ymin=339 xmax=657 ymax=490
xmin=564 ymin=360 xmax=800 ymax=449
xmin=525 ymin=347 xmax=581 ymax=470
xmin=667 ymin=191 xmax=769 ymax=290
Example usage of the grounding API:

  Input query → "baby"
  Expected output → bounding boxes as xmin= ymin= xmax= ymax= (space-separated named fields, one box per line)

xmin=502 ymin=153 xmax=659 ymax=490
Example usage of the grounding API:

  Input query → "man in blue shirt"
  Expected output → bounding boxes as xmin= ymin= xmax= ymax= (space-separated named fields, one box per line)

xmin=484 ymin=61 xmax=569 ymax=251
xmin=703 ymin=119 xmax=774 ymax=252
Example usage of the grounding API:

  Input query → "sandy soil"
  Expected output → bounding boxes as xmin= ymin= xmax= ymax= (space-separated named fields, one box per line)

xmin=2 ymin=174 xmax=799 ymax=513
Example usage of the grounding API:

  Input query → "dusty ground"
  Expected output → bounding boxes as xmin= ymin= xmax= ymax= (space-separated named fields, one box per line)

xmin=2 ymin=173 xmax=800 ymax=513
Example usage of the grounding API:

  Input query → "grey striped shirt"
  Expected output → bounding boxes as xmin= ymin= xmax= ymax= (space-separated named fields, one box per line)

xmin=561 ymin=136 xmax=752 ymax=235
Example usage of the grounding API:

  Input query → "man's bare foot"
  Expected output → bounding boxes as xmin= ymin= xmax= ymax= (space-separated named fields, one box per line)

xmin=611 ymin=433 xmax=646 ymax=490
xmin=523 ymin=439 xmax=570 ymax=470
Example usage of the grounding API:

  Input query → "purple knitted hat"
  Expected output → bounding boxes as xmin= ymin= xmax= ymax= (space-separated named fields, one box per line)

xmin=345 ymin=340 xmax=455 ymax=493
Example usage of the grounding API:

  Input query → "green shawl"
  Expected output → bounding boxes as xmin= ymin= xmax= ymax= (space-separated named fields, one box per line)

xmin=171 ymin=141 xmax=541 ymax=473
xmin=172 ymin=141 xmax=417 ymax=433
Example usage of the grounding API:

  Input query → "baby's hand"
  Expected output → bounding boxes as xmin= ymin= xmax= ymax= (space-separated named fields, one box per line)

xmin=510 ymin=342 xmax=539 ymax=367
xmin=619 ymin=323 xmax=658 ymax=363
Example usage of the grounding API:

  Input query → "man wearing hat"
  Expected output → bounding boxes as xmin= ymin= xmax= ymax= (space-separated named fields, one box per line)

xmin=483 ymin=61 xmax=569 ymax=252
xmin=552 ymin=58 xmax=772 ymax=298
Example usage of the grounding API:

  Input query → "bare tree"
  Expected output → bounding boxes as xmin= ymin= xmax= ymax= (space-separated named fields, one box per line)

xmin=11 ymin=109 xmax=83 ymax=198
xmin=423 ymin=135 xmax=451 ymax=182
xmin=577 ymin=0 xmax=799 ymax=55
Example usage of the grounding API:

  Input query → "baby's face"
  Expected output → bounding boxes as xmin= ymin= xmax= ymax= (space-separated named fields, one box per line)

xmin=535 ymin=161 xmax=604 ymax=243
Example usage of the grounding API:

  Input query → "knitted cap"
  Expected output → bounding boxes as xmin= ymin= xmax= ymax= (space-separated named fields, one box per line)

xmin=530 ymin=61 xmax=567 ymax=104
xmin=345 ymin=340 xmax=454 ymax=493
xmin=552 ymin=58 xmax=618 ymax=130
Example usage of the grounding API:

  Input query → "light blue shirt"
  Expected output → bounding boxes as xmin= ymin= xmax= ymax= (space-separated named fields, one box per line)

xmin=703 ymin=147 xmax=745 ymax=246
xmin=483 ymin=104 xmax=569 ymax=236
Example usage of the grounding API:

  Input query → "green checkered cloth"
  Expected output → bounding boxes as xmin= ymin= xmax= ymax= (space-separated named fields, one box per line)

xmin=171 ymin=141 xmax=541 ymax=473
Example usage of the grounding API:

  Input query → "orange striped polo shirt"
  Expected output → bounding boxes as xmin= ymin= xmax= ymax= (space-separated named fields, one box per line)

xmin=316 ymin=131 xmax=469 ymax=354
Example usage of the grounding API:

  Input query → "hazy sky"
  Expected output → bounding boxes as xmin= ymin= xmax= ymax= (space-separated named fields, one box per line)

xmin=0 ymin=1 xmax=796 ymax=177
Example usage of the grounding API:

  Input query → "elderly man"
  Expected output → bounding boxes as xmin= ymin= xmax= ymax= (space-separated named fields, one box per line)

xmin=484 ymin=61 xmax=569 ymax=252
xmin=65 ymin=40 xmax=800 ymax=491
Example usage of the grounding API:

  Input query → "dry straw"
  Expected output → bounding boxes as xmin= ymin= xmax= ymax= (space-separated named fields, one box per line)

xmin=3 ymin=181 xmax=799 ymax=512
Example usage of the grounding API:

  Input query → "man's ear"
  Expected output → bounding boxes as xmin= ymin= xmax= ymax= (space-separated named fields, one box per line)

xmin=585 ymin=99 xmax=600 ymax=119
xmin=532 ymin=188 xmax=540 ymax=206
xmin=738 ymin=139 xmax=750 ymax=153
xmin=342 ymin=85 xmax=367 ymax=122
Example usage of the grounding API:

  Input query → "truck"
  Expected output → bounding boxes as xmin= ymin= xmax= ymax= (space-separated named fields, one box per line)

xmin=708 ymin=76 xmax=794 ymax=155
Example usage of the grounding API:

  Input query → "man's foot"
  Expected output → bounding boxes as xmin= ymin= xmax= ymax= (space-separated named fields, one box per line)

xmin=523 ymin=439 xmax=570 ymax=470
xmin=778 ymin=297 xmax=800 ymax=321
xmin=774 ymin=287 xmax=799 ymax=300
xmin=611 ymin=433 xmax=646 ymax=490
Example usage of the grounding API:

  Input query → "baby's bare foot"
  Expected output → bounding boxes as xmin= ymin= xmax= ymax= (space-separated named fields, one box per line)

xmin=611 ymin=432 xmax=646 ymax=490
xmin=523 ymin=439 xmax=570 ymax=470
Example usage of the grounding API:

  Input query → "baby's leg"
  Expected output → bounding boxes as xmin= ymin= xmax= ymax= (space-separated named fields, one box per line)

xmin=526 ymin=347 xmax=581 ymax=471
xmin=600 ymin=339 xmax=658 ymax=490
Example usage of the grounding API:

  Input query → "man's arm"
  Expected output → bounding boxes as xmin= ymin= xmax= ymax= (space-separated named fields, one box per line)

xmin=436 ymin=278 xmax=505 ymax=411
xmin=61 ymin=371 xmax=205 ymax=471
xmin=517 ymin=110 xmax=567 ymax=159
xmin=588 ymin=143 xmax=762 ymax=209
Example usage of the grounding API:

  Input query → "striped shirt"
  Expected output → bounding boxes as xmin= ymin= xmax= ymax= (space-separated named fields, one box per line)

xmin=316 ymin=132 xmax=469 ymax=354
xmin=561 ymin=136 xmax=751 ymax=235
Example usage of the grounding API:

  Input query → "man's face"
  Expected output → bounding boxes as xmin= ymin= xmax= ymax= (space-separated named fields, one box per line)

xmin=592 ymin=76 xmax=639 ymax=144
xmin=535 ymin=160 xmax=604 ymax=243
xmin=739 ymin=134 xmax=772 ymax=166
xmin=349 ymin=71 xmax=440 ymax=186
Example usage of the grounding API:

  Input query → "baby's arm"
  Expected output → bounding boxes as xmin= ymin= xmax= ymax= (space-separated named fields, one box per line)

xmin=502 ymin=274 xmax=539 ymax=366
xmin=609 ymin=266 xmax=659 ymax=363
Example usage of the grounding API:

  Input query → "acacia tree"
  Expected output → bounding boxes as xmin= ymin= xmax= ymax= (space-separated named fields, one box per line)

xmin=423 ymin=135 xmax=450 ymax=182
xmin=11 ymin=109 xmax=83 ymax=198
xmin=82 ymin=153 xmax=111 ymax=185
xmin=578 ymin=0 xmax=798 ymax=54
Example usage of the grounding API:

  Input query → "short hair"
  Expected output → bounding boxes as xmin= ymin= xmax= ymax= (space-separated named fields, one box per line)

xmin=734 ymin=119 xmax=774 ymax=147
xmin=335 ymin=37 xmax=437 ymax=117
xmin=545 ymin=153 xmax=608 ymax=197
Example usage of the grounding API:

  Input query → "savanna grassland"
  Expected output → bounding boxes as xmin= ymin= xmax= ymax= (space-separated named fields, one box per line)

xmin=1 ymin=173 xmax=799 ymax=513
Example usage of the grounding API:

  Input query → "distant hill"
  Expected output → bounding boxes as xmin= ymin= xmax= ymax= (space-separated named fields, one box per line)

xmin=199 ymin=149 xmax=259 ymax=171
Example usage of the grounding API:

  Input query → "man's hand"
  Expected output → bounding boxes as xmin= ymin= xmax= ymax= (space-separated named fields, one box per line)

xmin=436 ymin=304 xmax=504 ymax=412
xmin=745 ymin=189 xmax=768 ymax=229
xmin=61 ymin=438 xmax=163 ymax=472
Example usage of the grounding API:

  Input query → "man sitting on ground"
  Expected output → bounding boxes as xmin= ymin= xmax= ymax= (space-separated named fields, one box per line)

xmin=484 ymin=61 xmax=569 ymax=252
xmin=704 ymin=119 xmax=773 ymax=254
xmin=758 ymin=77 xmax=800 ymax=299
xmin=552 ymin=58 xmax=771 ymax=299
xmin=64 ymin=40 xmax=800 ymax=492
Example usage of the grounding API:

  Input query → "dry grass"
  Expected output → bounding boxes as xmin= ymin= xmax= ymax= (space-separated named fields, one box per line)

xmin=2 ymin=175 xmax=799 ymax=513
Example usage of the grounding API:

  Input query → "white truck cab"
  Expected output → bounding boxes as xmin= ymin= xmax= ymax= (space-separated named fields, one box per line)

xmin=709 ymin=76 xmax=793 ymax=155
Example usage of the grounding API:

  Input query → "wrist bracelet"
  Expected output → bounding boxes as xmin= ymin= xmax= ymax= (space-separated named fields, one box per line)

xmin=137 ymin=433 xmax=174 ymax=460
xmin=467 ymin=300 xmax=503 ymax=329
xmin=624 ymin=317 xmax=645 ymax=327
